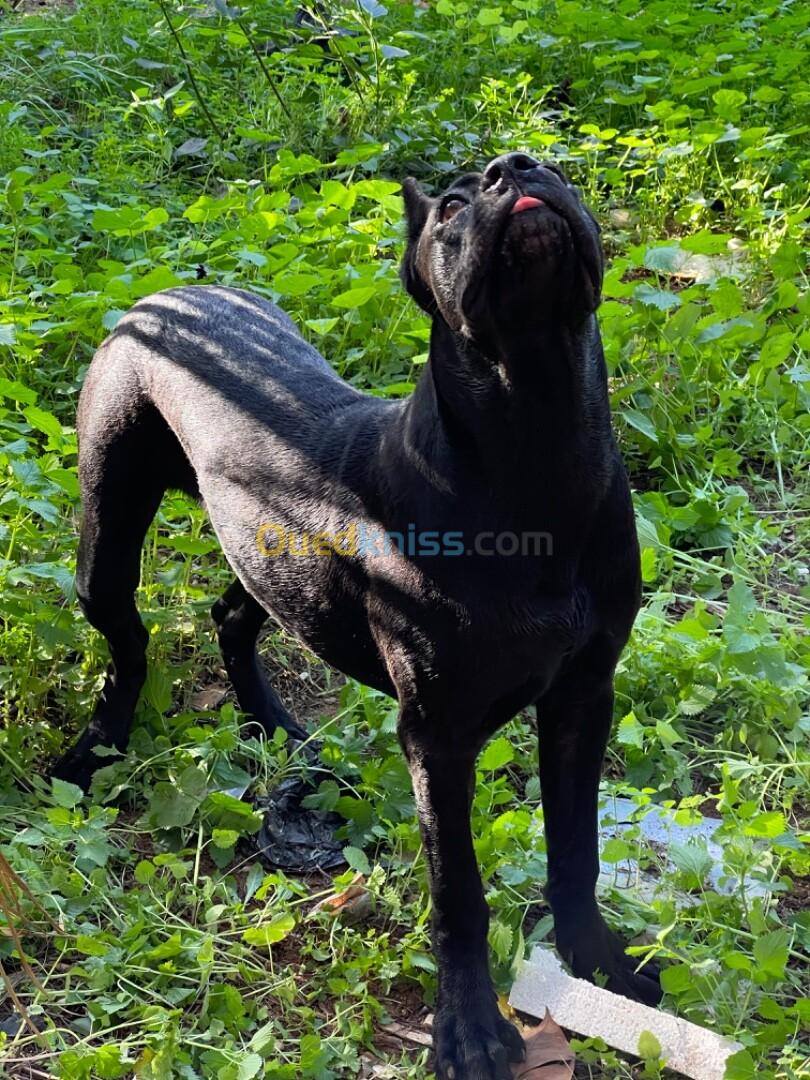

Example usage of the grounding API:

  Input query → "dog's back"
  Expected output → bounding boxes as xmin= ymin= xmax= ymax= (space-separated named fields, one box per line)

xmin=71 ymin=286 xmax=397 ymax=759
xmin=81 ymin=286 xmax=365 ymax=477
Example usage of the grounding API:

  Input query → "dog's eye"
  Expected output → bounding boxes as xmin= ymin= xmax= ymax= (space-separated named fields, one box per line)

xmin=440 ymin=197 xmax=467 ymax=223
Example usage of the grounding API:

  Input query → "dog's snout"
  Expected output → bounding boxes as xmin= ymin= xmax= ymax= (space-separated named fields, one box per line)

xmin=482 ymin=152 xmax=541 ymax=190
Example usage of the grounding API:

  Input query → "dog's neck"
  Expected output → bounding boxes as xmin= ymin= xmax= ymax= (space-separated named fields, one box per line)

xmin=400 ymin=315 xmax=614 ymax=502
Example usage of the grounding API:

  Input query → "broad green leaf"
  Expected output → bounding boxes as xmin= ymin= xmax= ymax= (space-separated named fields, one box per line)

xmin=102 ymin=308 xmax=126 ymax=331
xmin=669 ymin=841 xmax=712 ymax=883
xmin=23 ymin=405 xmax=63 ymax=440
xmin=300 ymin=1033 xmax=324 ymax=1070
xmin=752 ymin=928 xmax=790 ymax=980
xmin=758 ymin=332 xmax=794 ymax=368
xmin=248 ymin=1020 xmax=276 ymax=1054
xmin=724 ymin=1049 xmax=756 ymax=1079
xmin=744 ymin=811 xmax=786 ymax=838
xmin=134 ymin=860 xmax=156 ymax=884
xmin=0 ymin=376 xmax=36 ymax=403
xmin=757 ymin=998 xmax=785 ymax=1022
xmin=273 ymin=272 xmax=321 ymax=297
xmin=723 ymin=951 xmax=752 ymax=973
xmin=660 ymin=964 xmax=692 ymax=994
xmin=269 ymin=150 xmax=327 ymax=182
xmin=204 ymin=792 xmax=264 ymax=833
xmin=235 ymin=126 xmax=280 ymax=143
xmin=479 ymin=736 xmax=514 ymax=771
xmin=617 ymin=711 xmax=645 ymax=748
xmin=148 ymin=930 xmax=183 ymax=961
xmin=621 ymin=408 xmax=659 ymax=442
xmin=681 ymin=231 xmax=734 ymax=254
xmin=142 ymin=665 xmax=172 ymax=713
xmin=92 ymin=205 xmax=142 ymax=232
xmin=655 ymin=718 xmax=683 ymax=745
xmin=142 ymin=207 xmax=169 ymax=229
xmin=489 ymin=920 xmax=513 ymax=963
xmin=352 ymin=179 xmax=402 ymax=201
xmin=236 ymin=249 xmax=267 ymax=267
xmin=477 ymin=6 xmax=503 ymax=25
xmin=305 ymin=317 xmax=339 ymax=335
xmin=149 ymin=782 xmax=199 ymax=829
xmin=92 ymin=1044 xmax=131 ymax=1080
xmin=713 ymin=88 xmax=746 ymax=119
xmin=184 ymin=194 xmax=233 ymax=222
xmin=640 ymin=546 xmax=657 ymax=583
xmin=637 ymin=1030 xmax=662 ymax=1060
xmin=242 ymin=913 xmax=296 ymax=949
xmin=212 ymin=828 xmax=240 ymax=849
xmin=331 ymin=285 xmax=379 ymax=309
xmin=131 ymin=266 xmax=184 ymax=297
xmin=51 ymin=777 xmax=83 ymax=808
xmin=524 ymin=775 xmax=541 ymax=801
xmin=174 ymin=137 xmax=208 ymax=158
xmin=634 ymin=283 xmax=682 ymax=311
xmin=237 ymin=1052 xmax=264 ymax=1080
xmin=320 ymin=179 xmax=355 ymax=208
xmin=600 ymin=837 xmax=631 ymax=863
xmin=643 ymin=245 xmax=683 ymax=272
xmin=343 ymin=845 xmax=371 ymax=875
xmin=179 ymin=764 xmax=207 ymax=799
xmin=75 ymin=933 xmax=109 ymax=956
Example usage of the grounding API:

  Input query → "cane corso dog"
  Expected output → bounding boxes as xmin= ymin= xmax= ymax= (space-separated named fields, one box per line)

xmin=54 ymin=152 xmax=661 ymax=1078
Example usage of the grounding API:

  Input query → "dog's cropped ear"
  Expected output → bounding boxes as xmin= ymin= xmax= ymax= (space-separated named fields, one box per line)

xmin=579 ymin=204 xmax=604 ymax=314
xmin=401 ymin=177 xmax=432 ymax=245
xmin=400 ymin=178 xmax=436 ymax=314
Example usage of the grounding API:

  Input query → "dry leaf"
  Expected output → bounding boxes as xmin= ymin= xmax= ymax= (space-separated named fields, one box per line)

xmin=378 ymin=1021 xmax=433 ymax=1048
xmin=189 ymin=686 xmax=228 ymax=710
xmin=311 ymin=874 xmax=372 ymax=921
xmin=512 ymin=1010 xmax=575 ymax=1079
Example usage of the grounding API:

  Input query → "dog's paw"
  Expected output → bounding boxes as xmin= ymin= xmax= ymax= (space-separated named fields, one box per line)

xmin=559 ymin=917 xmax=662 ymax=1006
xmin=608 ymin=953 xmax=661 ymax=1006
xmin=280 ymin=715 xmax=308 ymax=743
xmin=50 ymin=729 xmax=111 ymax=793
xmin=433 ymin=1002 xmax=524 ymax=1080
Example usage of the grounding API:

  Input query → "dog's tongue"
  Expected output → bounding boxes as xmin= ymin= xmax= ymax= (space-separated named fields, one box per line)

xmin=511 ymin=195 xmax=545 ymax=214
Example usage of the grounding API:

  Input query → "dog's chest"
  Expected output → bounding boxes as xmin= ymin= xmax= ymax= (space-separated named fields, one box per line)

xmin=373 ymin=565 xmax=593 ymax=714
xmin=467 ymin=584 xmax=590 ymax=680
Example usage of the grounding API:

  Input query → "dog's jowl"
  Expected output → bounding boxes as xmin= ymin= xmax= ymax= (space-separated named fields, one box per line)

xmin=57 ymin=152 xmax=662 ymax=1079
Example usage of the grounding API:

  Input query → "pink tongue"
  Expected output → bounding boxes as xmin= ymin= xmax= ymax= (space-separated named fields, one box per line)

xmin=511 ymin=195 xmax=545 ymax=214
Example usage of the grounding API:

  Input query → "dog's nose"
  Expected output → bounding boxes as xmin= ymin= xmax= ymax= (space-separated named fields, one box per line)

xmin=482 ymin=152 xmax=541 ymax=190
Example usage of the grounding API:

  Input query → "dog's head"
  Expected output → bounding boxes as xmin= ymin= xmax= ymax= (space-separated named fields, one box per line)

xmin=401 ymin=153 xmax=603 ymax=340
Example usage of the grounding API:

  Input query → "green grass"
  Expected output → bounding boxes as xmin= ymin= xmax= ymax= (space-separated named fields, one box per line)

xmin=0 ymin=0 xmax=808 ymax=1076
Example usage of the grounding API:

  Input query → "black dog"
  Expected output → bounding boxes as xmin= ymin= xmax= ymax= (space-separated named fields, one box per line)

xmin=54 ymin=152 xmax=661 ymax=1079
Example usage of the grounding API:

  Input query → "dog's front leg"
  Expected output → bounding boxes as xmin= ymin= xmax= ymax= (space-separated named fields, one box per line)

xmin=400 ymin=714 xmax=525 ymax=1080
xmin=539 ymin=681 xmax=662 ymax=1005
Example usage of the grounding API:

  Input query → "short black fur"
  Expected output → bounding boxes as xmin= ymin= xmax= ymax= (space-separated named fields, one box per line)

xmin=55 ymin=152 xmax=661 ymax=1080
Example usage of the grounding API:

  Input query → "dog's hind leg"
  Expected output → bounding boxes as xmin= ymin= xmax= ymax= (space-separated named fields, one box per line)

xmin=211 ymin=579 xmax=307 ymax=742
xmin=53 ymin=380 xmax=192 ymax=790
xmin=53 ymin=488 xmax=159 ymax=790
